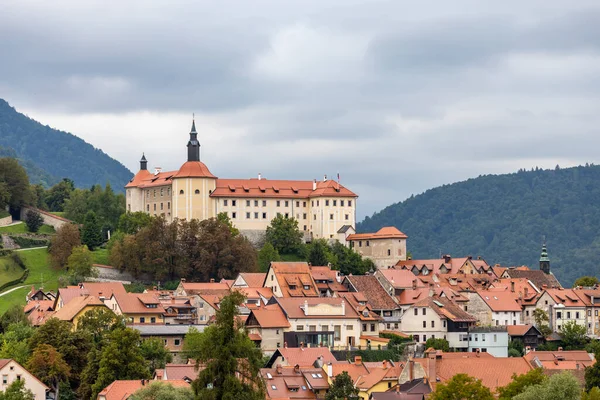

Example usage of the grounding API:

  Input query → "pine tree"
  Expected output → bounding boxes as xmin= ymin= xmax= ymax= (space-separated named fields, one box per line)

xmin=82 ymin=211 xmax=103 ymax=250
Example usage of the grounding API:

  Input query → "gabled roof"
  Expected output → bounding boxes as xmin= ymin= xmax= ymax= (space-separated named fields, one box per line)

xmin=238 ymin=273 xmax=267 ymax=288
xmin=344 ymin=275 xmax=399 ymax=310
xmin=378 ymin=269 xmax=424 ymax=290
xmin=246 ymin=305 xmax=291 ymax=329
xmin=211 ymin=178 xmax=357 ymax=199
xmin=113 ymin=293 xmax=166 ymax=315
xmin=503 ymin=269 xmax=562 ymax=289
xmin=507 ymin=324 xmax=542 ymax=337
xmin=98 ymin=379 xmax=190 ymax=400
xmin=523 ymin=350 xmax=595 ymax=370
xmin=261 ymin=367 xmax=326 ymax=399
xmin=476 ymin=289 xmax=522 ymax=312
xmin=412 ymin=296 xmax=476 ymax=322
xmin=346 ymin=226 xmax=408 ymax=241
xmin=544 ymin=289 xmax=586 ymax=307
xmin=270 ymin=262 xmax=319 ymax=297
xmin=51 ymin=295 xmax=106 ymax=321
xmin=125 ymin=169 xmax=153 ymax=188
xmin=269 ymin=347 xmax=337 ymax=368
xmin=163 ymin=364 xmax=202 ymax=381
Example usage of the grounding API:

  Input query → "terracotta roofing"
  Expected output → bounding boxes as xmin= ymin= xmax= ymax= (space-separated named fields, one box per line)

xmin=507 ymin=324 xmax=541 ymax=337
xmin=310 ymin=266 xmax=346 ymax=293
xmin=544 ymin=289 xmax=586 ymax=307
xmin=396 ymin=256 xmax=489 ymax=275
xmin=275 ymin=297 xmax=359 ymax=319
xmin=492 ymin=266 xmax=508 ymax=278
xmin=0 ymin=359 xmax=11 ymax=369
xmin=344 ymin=276 xmax=399 ymax=310
xmin=378 ymin=269 xmax=425 ymax=289
xmin=125 ymin=169 xmax=153 ymax=188
xmin=330 ymin=361 xmax=370 ymax=383
xmin=337 ymin=292 xmax=383 ymax=321
xmin=503 ymin=269 xmax=562 ymax=289
xmin=346 ymin=226 xmax=408 ymax=241
xmin=371 ymin=393 xmax=425 ymax=400
xmin=415 ymin=355 xmax=532 ymax=392
xmin=82 ymin=282 xmax=127 ymax=297
xmin=211 ymin=178 xmax=357 ymax=199
xmin=51 ymin=295 xmax=106 ymax=322
xmin=238 ymin=272 xmax=267 ymax=288
xmin=172 ymin=161 xmax=217 ymax=179
xmin=237 ymin=287 xmax=273 ymax=300
xmin=246 ymin=304 xmax=291 ymax=328
xmin=573 ymin=288 xmax=600 ymax=305
xmin=355 ymin=364 xmax=402 ymax=390
xmin=261 ymin=367 xmax=326 ymax=400
xmin=274 ymin=347 xmax=337 ymax=367
xmin=180 ymin=282 xmax=230 ymax=294
xmin=163 ymin=364 xmax=202 ymax=381
xmin=476 ymin=289 xmax=522 ymax=312
xmin=523 ymin=350 xmax=595 ymax=370
xmin=25 ymin=300 xmax=54 ymax=326
xmin=396 ymin=288 xmax=431 ymax=306
xmin=113 ymin=293 xmax=166 ymax=315
xmin=98 ymin=379 xmax=190 ymax=400
xmin=270 ymin=262 xmax=319 ymax=297
xmin=413 ymin=296 xmax=476 ymax=322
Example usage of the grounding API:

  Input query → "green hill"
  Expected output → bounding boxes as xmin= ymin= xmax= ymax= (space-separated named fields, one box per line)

xmin=0 ymin=99 xmax=132 ymax=190
xmin=358 ymin=165 xmax=600 ymax=287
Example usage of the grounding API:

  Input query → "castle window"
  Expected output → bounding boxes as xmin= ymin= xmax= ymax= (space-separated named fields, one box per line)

xmin=303 ymin=213 xmax=307 ymax=219
xmin=329 ymin=214 xmax=334 ymax=220
xmin=160 ymin=188 xmax=164 ymax=196
xmin=296 ymin=201 xmax=300 ymax=207
xmin=254 ymin=212 xmax=258 ymax=219
xmin=317 ymin=200 xmax=319 ymax=206
xmin=160 ymin=203 xmax=163 ymax=210
xmin=276 ymin=201 xmax=280 ymax=207
xmin=255 ymin=200 xmax=259 ymax=207
xmin=246 ymin=200 xmax=250 ymax=206
xmin=262 ymin=212 xmax=267 ymax=219
xmin=179 ymin=190 xmax=184 ymax=195
xmin=246 ymin=212 xmax=250 ymax=219
xmin=366 ymin=241 xmax=370 ymax=247
xmin=341 ymin=200 xmax=344 ymax=206
xmin=195 ymin=189 xmax=200 ymax=194
xmin=333 ymin=200 xmax=337 ymax=206
xmin=154 ymin=204 xmax=156 ymax=211
xmin=168 ymin=202 xmax=170 ymax=210
xmin=325 ymin=200 xmax=329 ymax=206
xmin=167 ymin=188 xmax=171 ymax=195
xmin=224 ymin=200 xmax=228 ymax=206
xmin=153 ymin=190 xmax=156 ymax=197
xmin=303 ymin=201 xmax=307 ymax=207
xmin=232 ymin=212 xmax=237 ymax=219
xmin=147 ymin=205 xmax=149 ymax=212
xmin=232 ymin=200 xmax=237 ymax=206
xmin=311 ymin=201 xmax=314 ymax=207
xmin=285 ymin=201 xmax=289 ymax=207
xmin=303 ymin=225 xmax=307 ymax=231
xmin=262 ymin=200 xmax=267 ymax=207
xmin=345 ymin=214 xmax=349 ymax=220
xmin=388 ymin=249 xmax=391 ymax=256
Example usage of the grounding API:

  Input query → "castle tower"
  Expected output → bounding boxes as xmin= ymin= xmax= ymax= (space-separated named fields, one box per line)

xmin=140 ymin=153 xmax=147 ymax=170
xmin=539 ymin=242 xmax=550 ymax=274
xmin=187 ymin=119 xmax=200 ymax=162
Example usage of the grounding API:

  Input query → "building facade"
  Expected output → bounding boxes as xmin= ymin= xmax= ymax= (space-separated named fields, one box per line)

xmin=125 ymin=121 xmax=358 ymax=241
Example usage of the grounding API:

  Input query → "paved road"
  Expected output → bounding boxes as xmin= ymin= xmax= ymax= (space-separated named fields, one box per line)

xmin=3 ymin=221 xmax=23 ymax=227
xmin=0 ymin=285 xmax=26 ymax=297
xmin=15 ymin=246 xmax=48 ymax=252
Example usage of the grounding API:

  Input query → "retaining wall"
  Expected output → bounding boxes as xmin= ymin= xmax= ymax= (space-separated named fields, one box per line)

xmin=20 ymin=206 xmax=72 ymax=230
xmin=0 ymin=215 xmax=12 ymax=227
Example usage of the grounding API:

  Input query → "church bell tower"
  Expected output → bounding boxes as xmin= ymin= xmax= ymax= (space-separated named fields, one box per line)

xmin=187 ymin=119 xmax=200 ymax=162
xmin=539 ymin=242 xmax=550 ymax=274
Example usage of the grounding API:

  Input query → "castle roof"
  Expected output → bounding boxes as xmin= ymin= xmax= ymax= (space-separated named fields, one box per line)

xmin=173 ymin=161 xmax=217 ymax=179
xmin=211 ymin=178 xmax=357 ymax=199
xmin=347 ymin=226 xmax=407 ymax=241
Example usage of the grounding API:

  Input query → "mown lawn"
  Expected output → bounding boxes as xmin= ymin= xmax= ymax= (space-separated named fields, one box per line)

xmin=0 ymin=223 xmax=55 ymax=235
xmin=0 ymin=286 xmax=30 ymax=315
xmin=18 ymin=248 xmax=64 ymax=292
xmin=0 ymin=256 xmax=26 ymax=287
xmin=91 ymin=248 xmax=110 ymax=265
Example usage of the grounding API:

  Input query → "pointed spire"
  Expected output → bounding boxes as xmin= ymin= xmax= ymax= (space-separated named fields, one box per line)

xmin=540 ymin=242 xmax=550 ymax=262
xmin=190 ymin=117 xmax=197 ymax=134
xmin=140 ymin=153 xmax=147 ymax=170
xmin=140 ymin=153 xmax=147 ymax=162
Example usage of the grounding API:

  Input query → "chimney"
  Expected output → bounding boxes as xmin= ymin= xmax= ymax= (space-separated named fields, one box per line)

xmin=354 ymin=356 xmax=362 ymax=365
xmin=408 ymin=256 xmax=412 ymax=260
xmin=524 ymin=287 xmax=529 ymax=297
xmin=258 ymin=172 xmax=262 ymax=181
xmin=154 ymin=166 xmax=162 ymax=175
xmin=558 ymin=347 xmax=563 ymax=351
xmin=408 ymin=357 xmax=414 ymax=381
xmin=478 ymin=256 xmax=482 ymax=260
xmin=300 ymin=342 xmax=304 ymax=350
xmin=443 ymin=255 xmax=451 ymax=263
xmin=141 ymin=379 xmax=145 ymax=386
xmin=327 ymin=363 xmax=333 ymax=378
xmin=313 ymin=179 xmax=317 ymax=190
xmin=284 ymin=342 xmax=288 ymax=348
xmin=276 ymin=364 xmax=283 ymax=375
xmin=210 ymin=278 xmax=215 ymax=283
xmin=303 ymin=300 xmax=309 ymax=315
xmin=341 ymin=300 xmax=345 ymax=315
xmin=426 ymin=349 xmax=437 ymax=386
xmin=383 ymin=360 xmax=388 ymax=369
xmin=153 ymin=286 xmax=157 ymax=291
xmin=294 ymin=364 xmax=300 ymax=373
xmin=476 ymin=349 xmax=480 ymax=357
xmin=323 ymin=174 xmax=327 ymax=182
xmin=511 ymin=282 xmax=515 ymax=293
xmin=181 ymin=278 xmax=186 ymax=283
xmin=412 ymin=279 xmax=417 ymax=290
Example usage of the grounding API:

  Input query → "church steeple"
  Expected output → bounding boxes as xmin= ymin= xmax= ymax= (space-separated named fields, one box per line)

xmin=187 ymin=117 xmax=200 ymax=162
xmin=140 ymin=153 xmax=147 ymax=171
xmin=539 ymin=241 xmax=550 ymax=274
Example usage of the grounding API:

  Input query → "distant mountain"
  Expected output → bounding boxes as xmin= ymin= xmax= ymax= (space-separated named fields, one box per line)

xmin=358 ymin=165 xmax=600 ymax=287
xmin=0 ymin=99 xmax=132 ymax=190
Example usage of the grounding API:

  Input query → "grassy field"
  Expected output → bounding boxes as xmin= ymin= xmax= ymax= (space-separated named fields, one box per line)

xmin=0 ymin=286 xmax=30 ymax=315
xmin=0 ymin=223 xmax=55 ymax=234
xmin=0 ymin=256 xmax=26 ymax=287
xmin=91 ymin=248 xmax=110 ymax=265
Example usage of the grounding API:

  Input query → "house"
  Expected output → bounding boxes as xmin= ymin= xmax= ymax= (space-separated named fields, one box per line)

xmin=24 ymin=300 xmax=54 ymax=326
xmin=573 ymin=288 xmax=600 ymax=337
xmin=346 ymin=227 xmax=408 ymax=268
xmin=414 ymin=348 xmax=532 ymax=393
xmin=0 ymin=359 xmax=52 ymax=400
xmin=174 ymin=280 xmax=230 ymax=296
xmin=501 ymin=268 xmax=561 ymax=289
xmin=537 ymin=289 xmax=587 ymax=332
xmin=49 ymin=295 xmax=107 ymax=328
xmin=107 ymin=292 xmax=165 ymax=324
xmin=261 ymin=365 xmax=329 ymax=400
xmin=231 ymin=272 xmax=267 ymax=288
xmin=523 ymin=350 xmax=596 ymax=386
xmin=337 ymin=292 xmax=383 ymax=338
xmin=160 ymin=296 xmax=199 ymax=325
xmin=400 ymin=296 xmax=476 ymax=349
xmin=507 ymin=325 xmax=544 ymax=350
xmin=467 ymin=326 xmax=509 ymax=357
xmin=245 ymin=304 xmax=291 ymax=352
xmin=264 ymin=262 xmax=319 ymax=298
xmin=132 ymin=325 xmax=206 ymax=361
xmin=97 ymin=379 xmax=190 ymax=400
xmin=395 ymin=255 xmax=491 ymax=277
xmin=54 ymin=282 xmax=126 ymax=310
xmin=154 ymin=364 xmax=201 ymax=382
xmin=466 ymin=289 xmax=522 ymax=327
xmin=26 ymin=286 xmax=55 ymax=303
xmin=354 ymin=360 xmax=402 ymax=399
xmin=273 ymin=297 xmax=362 ymax=349
xmin=265 ymin=347 xmax=337 ymax=368
xmin=310 ymin=265 xmax=346 ymax=296
xmin=344 ymin=275 xmax=402 ymax=331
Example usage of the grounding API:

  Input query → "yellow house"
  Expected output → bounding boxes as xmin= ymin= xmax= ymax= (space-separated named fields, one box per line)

xmin=109 ymin=292 xmax=165 ymax=324
xmin=359 ymin=335 xmax=390 ymax=349
xmin=354 ymin=361 xmax=402 ymax=399
xmin=50 ymin=295 xmax=108 ymax=329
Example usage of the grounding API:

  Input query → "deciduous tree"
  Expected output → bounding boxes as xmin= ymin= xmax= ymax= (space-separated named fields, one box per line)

xmin=308 ymin=239 xmax=332 ymax=266
xmin=0 ymin=158 xmax=30 ymax=209
xmin=0 ymin=378 xmax=35 ymax=400
xmin=49 ymin=223 xmax=81 ymax=269
xmin=325 ymin=371 xmax=359 ymax=400
xmin=27 ymin=344 xmax=71 ymax=400
xmin=130 ymin=382 xmax=194 ymax=400
xmin=498 ymin=368 xmax=547 ymax=399
xmin=117 ymin=211 xmax=153 ymax=234
xmin=513 ymin=371 xmax=581 ymax=400
xmin=425 ymin=337 xmax=450 ymax=352
xmin=258 ymin=242 xmax=280 ymax=272
xmin=575 ymin=276 xmax=600 ymax=288
xmin=265 ymin=215 xmax=303 ymax=255
xmin=140 ymin=337 xmax=173 ymax=372
xmin=430 ymin=373 xmax=494 ymax=400
xmin=561 ymin=320 xmax=588 ymax=350
xmin=533 ymin=308 xmax=552 ymax=337
xmin=61 ymin=245 xmax=97 ymax=285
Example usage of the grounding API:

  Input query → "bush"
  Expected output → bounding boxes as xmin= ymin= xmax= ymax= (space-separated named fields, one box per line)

xmin=10 ymin=236 xmax=49 ymax=249
xmin=25 ymin=210 xmax=44 ymax=233
xmin=508 ymin=348 xmax=522 ymax=357
xmin=10 ymin=252 xmax=26 ymax=269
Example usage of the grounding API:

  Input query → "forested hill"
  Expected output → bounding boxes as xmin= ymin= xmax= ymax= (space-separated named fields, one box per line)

xmin=0 ymin=99 xmax=132 ymax=190
xmin=358 ymin=165 xmax=600 ymax=287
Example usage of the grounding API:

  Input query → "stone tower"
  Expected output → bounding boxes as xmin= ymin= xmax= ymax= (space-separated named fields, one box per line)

xmin=187 ymin=119 xmax=200 ymax=162
xmin=539 ymin=242 xmax=550 ymax=274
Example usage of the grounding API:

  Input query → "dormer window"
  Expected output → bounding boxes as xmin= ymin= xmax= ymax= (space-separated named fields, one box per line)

xmin=303 ymin=285 xmax=310 ymax=290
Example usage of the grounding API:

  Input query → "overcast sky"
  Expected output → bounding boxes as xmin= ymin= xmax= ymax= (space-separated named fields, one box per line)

xmin=2 ymin=1 xmax=600 ymax=220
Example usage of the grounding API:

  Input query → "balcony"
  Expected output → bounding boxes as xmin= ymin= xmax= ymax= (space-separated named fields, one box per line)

xmin=174 ymin=313 xmax=195 ymax=320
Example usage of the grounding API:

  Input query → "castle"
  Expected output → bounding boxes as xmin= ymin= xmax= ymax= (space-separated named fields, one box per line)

xmin=125 ymin=121 xmax=358 ymax=241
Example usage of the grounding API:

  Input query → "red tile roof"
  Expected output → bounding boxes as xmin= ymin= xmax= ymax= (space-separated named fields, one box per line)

xmin=211 ymin=178 xmax=357 ymax=199
xmin=507 ymin=325 xmax=539 ymax=336
xmin=476 ymin=289 xmax=522 ymax=312
xmin=98 ymin=379 xmax=190 ymax=400
xmin=113 ymin=293 xmax=166 ymax=315
xmin=270 ymin=262 xmax=319 ymax=297
xmin=51 ymin=295 xmax=107 ymax=321
xmin=163 ymin=364 xmax=202 ymax=381
xmin=276 ymin=347 xmax=337 ymax=367
xmin=125 ymin=169 xmax=153 ymax=188
xmin=544 ymin=289 xmax=586 ymax=307
xmin=378 ymin=269 xmax=424 ymax=289
xmin=347 ymin=227 xmax=408 ymax=241
xmin=173 ymin=161 xmax=217 ymax=179
xmin=238 ymin=273 xmax=267 ymax=288
xmin=246 ymin=305 xmax=291 ymax=329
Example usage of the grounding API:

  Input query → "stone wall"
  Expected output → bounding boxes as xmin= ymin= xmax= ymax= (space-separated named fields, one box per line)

xmin=0 ymin=215 xmax=11 ymax=227
xmin=20 ymin=206 xmax=72 ymax=230
xmin=240 ymin=229 xmax=266 ymax=248
xmin=93 ymin=264 xmax=153 ymax=284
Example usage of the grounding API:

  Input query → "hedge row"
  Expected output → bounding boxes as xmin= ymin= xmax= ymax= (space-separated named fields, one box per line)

xmin=9 ymin=236 xmax=49 ymax=249
xmin=0 ymin=268 xmax=29 ymax=293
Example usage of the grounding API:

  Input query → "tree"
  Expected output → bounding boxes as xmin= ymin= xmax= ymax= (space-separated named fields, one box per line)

xmin=140 ymin=337 xmax=173 ymax=372
xmin=91 ymin=328 xmax=150 ymax=399
xmin=265 ymin=215 xmax=303 ymax=254
xmin=0 ymin=379 xmax=35 ymax=400
xmin=575 ymin=276 xmax=600 ymax=288
xmin=308 ymin=239 xmax=332 ymax=266
xmin=583 ymin=387 xmax=600 ymax=400
xmin=561 ymin=321 xmax=588 ymax=350
xmin=533 ymin=308 xmax=552 ymax=337
xmin=325 ymin=371 xmax=359 ymax=400
xmin=48 ymin=223 xmax=81 ymax=269
xmin=497 ymin=368 xmax=547 ymax=399
xmin=257 ymin=242 xmax=280 ymax=272
xmin=329 ymin=241 xmax=371 ymax=275
xmin=45 ymin=178 xmax=74 ymax=212
xmin=0 ymin=158 xmax=30 ymax=209
xmin=0 ymin=305 xmax=29 ymax=334
xmin=509 ymin=339 xmax=525 ymax=357
xmin=217 ymin=212 xmax=239 ymax=236
xmin=61 ymin=245 xmax=98 ymax=285
xmin=513 ymin=371 xmax=581 ymax=400
xmin=130 ymin=382 xmax=194 ymax=400
xmin=117 ymin=211 xmax=153 ymax=234
xmin=27 ymin=344 xmax=71 ymax=400
xmin=425 ymin=338 xmax=450 ymax=352
xmin=188 ymin=291 xmax=265 ymax=400
xmin=0 ymin=323 xmax=34 ymax=365
xmin=24 ymin=210 xmax=44 ymax=233
xmin=429 ymin=373 xmax=494 ymax=400
xmin=82 ymin=211 xmax=103 ymax=250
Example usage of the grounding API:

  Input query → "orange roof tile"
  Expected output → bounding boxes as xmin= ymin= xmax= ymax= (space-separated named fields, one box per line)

xmin=413 ymin=296 xmax=476 ymax=323
xmin=246 ymin=305 xmax=291 ymax=329
xmin=163 ymin=364 xmax=203 ymax=381
xmin=270 ymin=262 xmax=319 ymax=297
xmin=125 ymin=169 xmax=153 ymax=188
xmin=51 ymin=295 xmax=106 ymax=322
xmin=211 ymin=178 xmax=357 ymax=199
xmin=476 ymin=289 xmax=522 ymax=312
xmin=507 ymin=325 xmax=540 ymax=336
xmin=275 ymin=347 xmax=337 ymax=367
xmin=98 ymin=379 xmax=190 ymax=400
xmin=378 ymin=269 xmax=424 ymax=289
xmin=173 ymin=161 xmax=217 ymax=179
xmin=347 ymin=227 xmax=408 ymax=241
xmin=238 ymin=273 xmax=267 ymax=288
xmin=113 ymin=293 xmax=166 ymax=315
xmin=545 ymin=289 xmax=586 ymax=307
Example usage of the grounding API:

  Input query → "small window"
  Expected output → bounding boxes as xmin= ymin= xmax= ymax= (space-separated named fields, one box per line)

xmin=246 ymin=200 xmax=250 ymax=206
xmin=153 ymin=190 xmax=156 ymax=197
xmin=296 ymin=201 xmax=300 ymax=207
xmin=326 ymin=200 xmax=329 ymax=206
xmin=195 ymin=189 xmax=200 ymax=194
xmin=160 ymin=203 xmax=163 ymax=210
xmin=303 ymin=201 xmax=307 ymax=207
xmin=285 ymin=201 xmax=289 ymax=207
xmin=388 ymin=249 xmax=391 ymax=256
xmin=147 ymin=205 xmax=150 ymax=212
xmin=341 ymin=200 xmax=344 ymax=206
xmin=232 ymin=212 xmax=237 ymax=219
xmin=254 ymin=212 xmax=259 ymax=219
xmin=330 ymin=214 xmax=334 ymax=220
xmin=285 ymin=213 xmax=289 ymax=218
xmin=296 ymin=325 xmax=304 ymax=331
xmin=431 ymin=321 xmax=435 ymax=328
xmin=263 ymin=200 xmax=267 ymax=206
xmin=423 ymin=308 xmax=426 ymax=315
xmin=422 ymin=321 xmax=426 ymax=328
xmin=179 ymin=190 xmax=184 ymax=195
xmin=366 ymin=241 xmax=370 ymax=247
xmin=333 ymin=200 xmax=337 ymax=206
xmin=345 ymin=214 xmax=349 ymax=220
xmin=303 ymin=213 xmax=307 ymax=219
xmin=254 ymin=200 xmax=259 ymax=207
xmin=150 ymin=317 xmax=156 ymax=323
xmin=167 ymin=202 xmax=170 ymax=210
xmin=140 ymin=317 xmax=146 ymax=323
xmin=262 ymin=212 xmax=267 ymax=219
xmin=224 ymin=200 xmax=228 ymax=206
xmin=317 ymin=200 xmax=320 ymax=206
xmin=153 ymin=204 xmax=156 ymax=211
xmin=370 ymin=323 xmax=375 ymax=332
xmin=174 ymin=339 xmax=181 ymax=346
xmin=246 ymin=212 xmax=250 ymax=219
xmin=276 ymin=200 xmax=280 ymax=207
xmin=232 ymin=200 xmax=237 ymax=206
